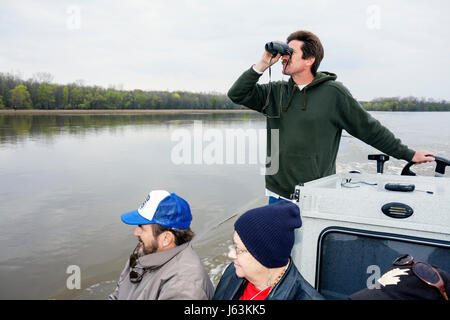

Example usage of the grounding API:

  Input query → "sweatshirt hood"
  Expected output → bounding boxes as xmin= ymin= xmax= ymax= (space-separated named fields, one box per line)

xmin=308 ymin=71 xmax=337 ymax=87
xmin=285 ymin=71 xmax=337 ymax=111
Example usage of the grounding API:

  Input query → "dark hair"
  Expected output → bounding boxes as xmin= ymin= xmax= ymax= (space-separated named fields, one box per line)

xmin=287 ymin=30 xmax=324 ymax=76
xmin=152 ymin=224 xmax=195 ymax=245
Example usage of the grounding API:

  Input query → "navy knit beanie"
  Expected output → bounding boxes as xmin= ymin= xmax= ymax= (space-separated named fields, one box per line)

xmin=234 ymin=200 xmax=302 ymax=268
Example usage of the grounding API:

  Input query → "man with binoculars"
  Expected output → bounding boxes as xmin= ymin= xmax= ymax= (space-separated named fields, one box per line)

xmin=227 ymin=30 xmax=434 ymax=204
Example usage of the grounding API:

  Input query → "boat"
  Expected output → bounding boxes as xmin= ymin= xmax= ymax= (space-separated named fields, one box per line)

xmin=291 ymin=154 xmax=450 ymax=299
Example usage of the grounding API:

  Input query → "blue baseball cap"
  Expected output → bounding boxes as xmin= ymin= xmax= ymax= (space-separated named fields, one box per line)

xmin=121 ymin=190 xmax=192 ymax=229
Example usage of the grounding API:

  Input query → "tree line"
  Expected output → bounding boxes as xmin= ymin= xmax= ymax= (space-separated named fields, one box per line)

xmin=0 ymin=72 xmax=243 ymax=110
xmin=0 ymin=72 xmax=448 ymax=111
xmin=361 ymin=97 xmax=449 ymax=112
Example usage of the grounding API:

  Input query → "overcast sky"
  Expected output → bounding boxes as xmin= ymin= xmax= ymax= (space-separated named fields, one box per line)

xmin=0 ymin=0 xmax=449 ymax=101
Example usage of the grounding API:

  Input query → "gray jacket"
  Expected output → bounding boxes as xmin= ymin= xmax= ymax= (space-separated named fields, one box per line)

xmin=108 ymin=242 xmax=214 ymax=300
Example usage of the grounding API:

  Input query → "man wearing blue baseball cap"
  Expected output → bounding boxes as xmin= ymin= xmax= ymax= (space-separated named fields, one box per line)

xmin=108 ymin=190 xmax=214 ymax=300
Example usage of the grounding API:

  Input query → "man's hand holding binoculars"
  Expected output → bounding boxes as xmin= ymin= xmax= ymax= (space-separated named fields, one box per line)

xmin=254 ymin=41 xmax=293 ymax=73
xmin=254 ymin=50 xmax=281 ymax=73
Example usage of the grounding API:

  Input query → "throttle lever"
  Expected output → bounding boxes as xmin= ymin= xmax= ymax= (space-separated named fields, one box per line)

xmin=401 ymin=154 xmax=450 ymax=177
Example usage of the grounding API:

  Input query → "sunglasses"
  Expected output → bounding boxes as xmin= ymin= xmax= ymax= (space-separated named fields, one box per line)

xmin=129 ymin=243 xmax=147 ymax=284
xmin=393 ymin=254 xmax=449 ymax=300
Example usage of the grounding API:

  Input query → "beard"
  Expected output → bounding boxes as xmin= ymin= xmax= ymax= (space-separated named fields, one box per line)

xmin=138 ymin=238 xmax=159 ymax=255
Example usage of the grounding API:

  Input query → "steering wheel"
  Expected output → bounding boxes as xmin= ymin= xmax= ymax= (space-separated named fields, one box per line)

xmin=401 ymin=155 xmax=450 ymax=177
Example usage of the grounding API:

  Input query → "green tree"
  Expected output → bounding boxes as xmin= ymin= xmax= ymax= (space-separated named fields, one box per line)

xmin=135 ymin=92 xmax=149 ymax=109
xmin=382 ymin=102 xmax=391 ymax=111
xmin=392 ymin=101 xmax=398 ymax=111
xmin=0 ymin=95 xmax=4 ymax=108
xmin=105 ymin=89 xmax=121 ymax=109
xmin=151 ymin=94 xmax=162 ymax=108
xmin=71 ymin=87 xmax=84 ymax=108
xmin=80 ymin=91 xmax=93 ymax=109
xmin=9 ymin=84 xmax=32 ymax=109
xmin=62 ymin=86 xmax=69 ymax=108
xmin=120 ymin=91 xmax=133 ymax=109
xmin=92 ymin=88 xmax=106 ymax=109
xmin=36 ymin=82 xmax=56 ymax=109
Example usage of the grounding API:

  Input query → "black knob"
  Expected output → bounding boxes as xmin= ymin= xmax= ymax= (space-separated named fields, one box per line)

xmin=368 ymin=154 xmax=390 ymax=174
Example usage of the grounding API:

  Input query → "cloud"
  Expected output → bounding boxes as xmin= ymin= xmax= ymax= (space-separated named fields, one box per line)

xmin=0 ymin=0 xmax=448 ymax=100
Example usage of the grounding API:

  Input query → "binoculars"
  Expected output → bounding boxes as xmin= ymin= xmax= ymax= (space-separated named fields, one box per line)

xmin=265 ymin=42 xmax=293 ymax=57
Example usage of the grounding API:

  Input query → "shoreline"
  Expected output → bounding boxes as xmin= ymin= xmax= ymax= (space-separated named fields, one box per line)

xmin=0 ymin=109 xmax=253 ymax=115
xmin=1 ymin=109 xmax=448 ymax=116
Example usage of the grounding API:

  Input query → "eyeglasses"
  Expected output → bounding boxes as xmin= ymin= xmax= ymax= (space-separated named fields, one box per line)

xmin=393 ymin=254 xmax=449 ymax=300
xmin=231 ymin=244 xmax=248 ymax=256
xmin=129 ymin=244 xmax=147 ymax=284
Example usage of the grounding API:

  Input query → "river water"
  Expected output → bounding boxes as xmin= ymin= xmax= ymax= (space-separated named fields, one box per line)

xmin=0 ymin=111 xmax=449 ymax=299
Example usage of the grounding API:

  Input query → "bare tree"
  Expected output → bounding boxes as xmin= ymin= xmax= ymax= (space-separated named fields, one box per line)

xmin=74 ymin=79 xmax=86 ymax=87
xmin=32 ymin=72 xmax=54 ymax=83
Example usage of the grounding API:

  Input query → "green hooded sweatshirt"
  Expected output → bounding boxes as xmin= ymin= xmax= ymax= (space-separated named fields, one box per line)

xmin=228 ymin=66 xmax=416 ymax=199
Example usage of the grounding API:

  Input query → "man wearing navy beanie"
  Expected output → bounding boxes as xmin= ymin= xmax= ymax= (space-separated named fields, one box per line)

xmin=235 ymin=200 xmax=301 ymax=268
xmin=213 ymin=200 xmax=324 ymax=300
